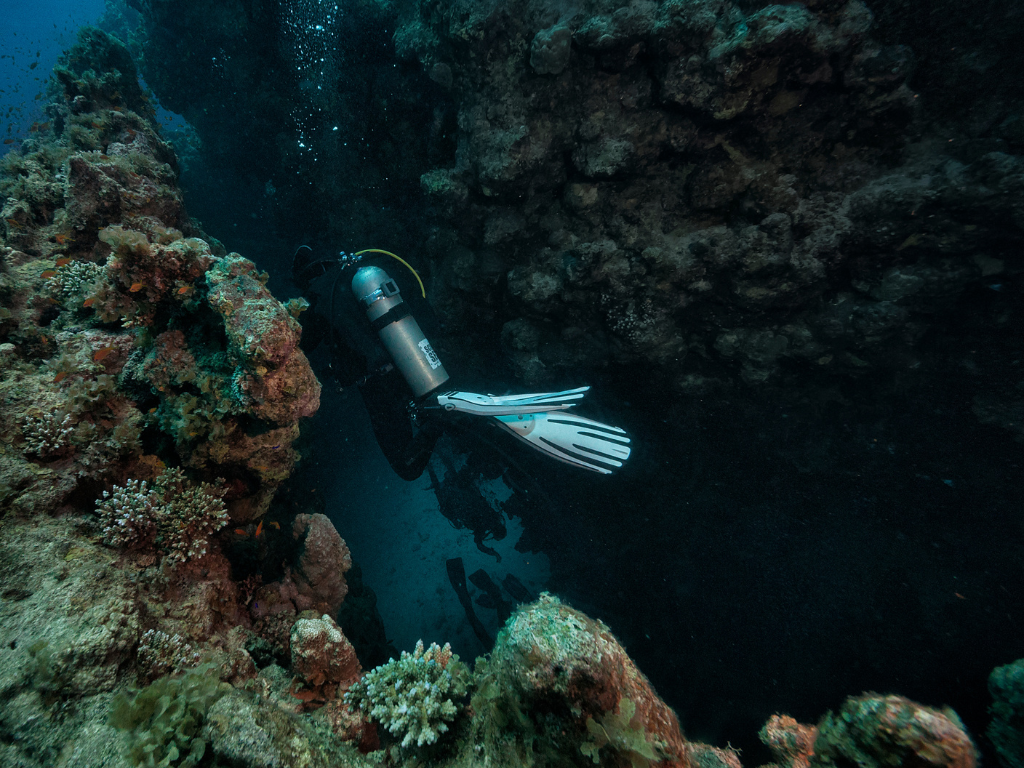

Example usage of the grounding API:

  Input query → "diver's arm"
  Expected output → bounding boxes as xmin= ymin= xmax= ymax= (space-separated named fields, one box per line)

xmin=297 ymin=302 xmax=329 ymax=354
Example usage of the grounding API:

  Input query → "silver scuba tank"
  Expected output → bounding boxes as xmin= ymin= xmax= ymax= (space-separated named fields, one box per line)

xmin=351 ymin=265 xmax=450 ymax=398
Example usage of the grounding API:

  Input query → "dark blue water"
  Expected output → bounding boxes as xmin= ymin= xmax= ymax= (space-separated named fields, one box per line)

xmin=1 ymin=0 xmax=105 ymax=153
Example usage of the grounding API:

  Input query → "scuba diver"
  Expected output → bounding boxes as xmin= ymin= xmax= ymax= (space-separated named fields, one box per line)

xmin=291 ymin=245 xmax=632 ymax=482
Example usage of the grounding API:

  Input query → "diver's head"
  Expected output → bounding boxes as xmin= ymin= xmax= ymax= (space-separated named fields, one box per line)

xmin=291 ymin=245 xmax=319 ymax=292
xmin=293 ymin=245 xmax=351 ymax=292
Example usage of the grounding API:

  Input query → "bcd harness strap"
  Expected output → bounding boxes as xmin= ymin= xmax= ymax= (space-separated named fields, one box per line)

xmin=369 ymin=302 xmax=411 ymax=332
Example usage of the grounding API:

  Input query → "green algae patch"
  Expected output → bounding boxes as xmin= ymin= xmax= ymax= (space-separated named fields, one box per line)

xmin=109 ymin=662 xmax=231 ymax=767
xmin=581 ymin=697 xmax=669 ymax=767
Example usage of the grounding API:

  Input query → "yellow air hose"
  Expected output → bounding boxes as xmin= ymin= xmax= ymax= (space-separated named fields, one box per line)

xmin=354 ymin=248 xmax=426 ymax=298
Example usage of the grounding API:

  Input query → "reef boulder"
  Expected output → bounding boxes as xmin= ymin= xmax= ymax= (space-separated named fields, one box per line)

xmin=0 ymin=27 xmax=321 ymax=523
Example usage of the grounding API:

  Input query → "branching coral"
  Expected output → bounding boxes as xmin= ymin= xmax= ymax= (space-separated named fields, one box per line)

xmin=96 ymin=467 xmax=228 ymax=565
xmin=344 ymin=640 xmax=469 ymax=749
xmin=45 ymin=260 xmax=104 ymax=306
xmin=97 ymin=477 xmax=159 ymax=550
xmin=137 ymin=629 xmax=203 ymax=681
xmin=21 ymin=411 xmax=74 ymax=459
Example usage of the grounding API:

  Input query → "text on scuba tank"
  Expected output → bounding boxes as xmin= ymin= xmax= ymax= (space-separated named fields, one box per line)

xmin=418 ymin=339 xmax=442 ymax=370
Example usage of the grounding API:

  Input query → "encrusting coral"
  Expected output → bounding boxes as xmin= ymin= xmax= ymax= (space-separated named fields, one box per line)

xmin=989 ymin=658 xmax=1024 ymax=768
xmin=812 ymin=694 xmax=977 ymax=768
xmin=759 ymin=714 xmax=819 ymax=768
xmin=290 ymin=613 xmax=361 ymax=705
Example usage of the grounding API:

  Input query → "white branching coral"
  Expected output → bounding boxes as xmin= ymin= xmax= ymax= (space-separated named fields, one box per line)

xmin=45 ymin=260 xmax=104 ymax=304
xmin=96 ymin=468 xmax=228 ymax=565
xmin=137 ymin=629 xmax=203 ymax=680
xmin=344 ymin=640 xmax=469 ymax=749
xmin=21 ymin=412 xmax=74 ymax=458
xmin=97 ymin=478 xmax=159 ymax=549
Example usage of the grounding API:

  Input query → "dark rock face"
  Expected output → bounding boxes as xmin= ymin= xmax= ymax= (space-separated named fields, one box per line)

xmin=398 ymin=0 xmax=1022 ymax=403
xmin=868 ymin=0 xmax=1024 ymax=129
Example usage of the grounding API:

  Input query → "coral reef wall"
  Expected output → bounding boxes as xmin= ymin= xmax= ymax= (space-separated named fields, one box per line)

xmin=0 ymin=27 xmax=320 ymax=522
xmin=400 ymin=0 xmax=1022 ymax=401
xmin=120 ymin=0 xmax=1024 ymax=441
xmin=110 ymin=0 xmax=1024 ymax=753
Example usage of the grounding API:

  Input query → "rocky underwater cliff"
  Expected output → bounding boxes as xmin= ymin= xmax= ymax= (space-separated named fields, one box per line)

xmin=1 ymin=12 xmax=1024 ymax=768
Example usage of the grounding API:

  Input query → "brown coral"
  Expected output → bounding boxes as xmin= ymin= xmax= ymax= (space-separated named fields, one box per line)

xmin=494 ymin=593 xmax=733 ymax=768
xmin=290 ymin=613 xmax=361 ymax=694
xmin=291 ymin=513 xmax=353 ymax=617
xmin=760 ymin=714 xmax=819 ymax=768
xmin=812 ymin=693 xmax=977 ymax=768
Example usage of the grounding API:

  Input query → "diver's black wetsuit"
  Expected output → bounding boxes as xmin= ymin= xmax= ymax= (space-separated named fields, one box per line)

xmin=295 ymin=258 xmax=444 ymax=481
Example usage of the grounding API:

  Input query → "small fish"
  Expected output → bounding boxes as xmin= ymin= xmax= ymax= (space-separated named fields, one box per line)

xmin=82 ymin=297 xmax=95 ymax=307
xmin=269 ymin=521 xmax=280 ymax=530
xmin=55 ymin=257 xmax=71 ymax=266
xmin=255 ymin=521 xmax=264 ymax=538
xmin=92 ymin=346 xmax=114 ymax=362
xmin=176 ymin=285 xmax=191 ymax=295
xmin=2 ymin=139 xmax=13 ymax=145
xmin=52 ymin=371 xmax=67 ymax=383
xmin=4 ymin=218 xmax=19 ymax=225
xmin=91 ymin=121 xmax=102 ymax=128
xmin=29 ymin=62 xmax=37 ymax=70
xmin=54 ymin=234 xmax=68 ymax=245
xmin=148 ymin=407 xmax=157 ymax=414
xmin=129 ymin=282 xmax=145 ymax=292
xmin=41 ymin=270 xmax=57 ymax=278
xmin=234 ymin=528 xmax=247 ymax=536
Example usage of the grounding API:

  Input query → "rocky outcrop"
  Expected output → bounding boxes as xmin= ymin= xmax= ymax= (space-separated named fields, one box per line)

xmin=394 ymin=0 xmax=1021 ymax=404
xmin=0 ymin=28 xmax=320 ymax=522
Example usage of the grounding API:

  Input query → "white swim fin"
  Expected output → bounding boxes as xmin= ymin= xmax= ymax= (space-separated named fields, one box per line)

xmin=492 ymin=411 xmax=632 ymax=475
xmin=436 ymin=387 xmax=589 ymax=416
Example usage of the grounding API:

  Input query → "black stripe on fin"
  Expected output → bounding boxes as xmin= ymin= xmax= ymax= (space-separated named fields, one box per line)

xmin=576 ymin=430 xmax=631 ymax=447
xmin=571 ymin=442 xmax=628 ymax=462
xmin=547 ymin=418 xmax=627 ymax=436
xmin=539 ymin=437 xmax=620 ymax=471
